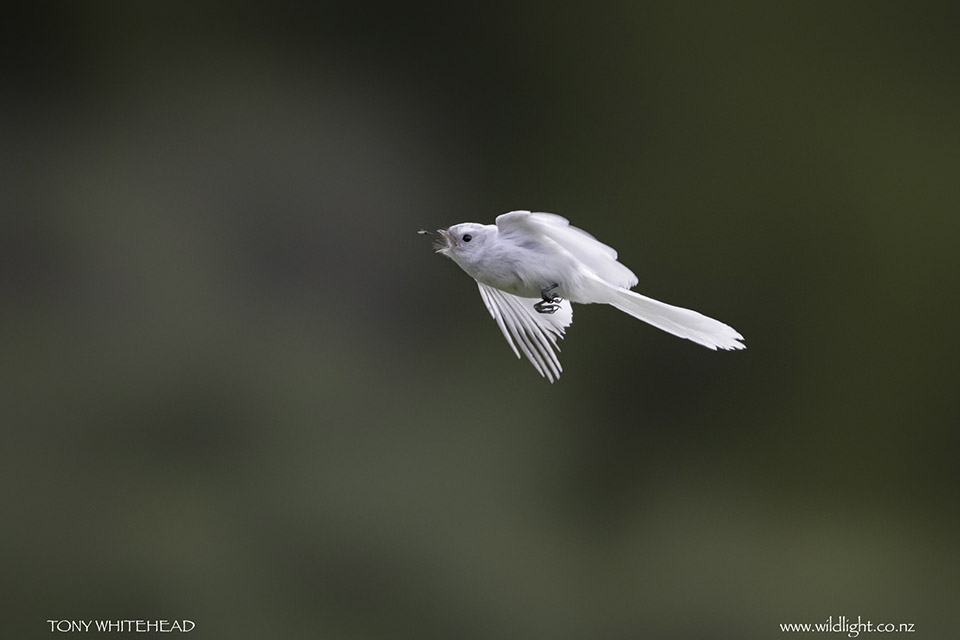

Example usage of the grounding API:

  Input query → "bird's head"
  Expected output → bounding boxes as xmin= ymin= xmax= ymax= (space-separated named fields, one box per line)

xmin=432 ymin=223 xmax=493 ymax=265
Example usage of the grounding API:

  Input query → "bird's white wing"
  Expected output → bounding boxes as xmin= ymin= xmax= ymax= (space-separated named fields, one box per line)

xmin=476 ymin=282 xmax=572 ymax=383
xmin=495 ymin=210 xmax=638 ymax=289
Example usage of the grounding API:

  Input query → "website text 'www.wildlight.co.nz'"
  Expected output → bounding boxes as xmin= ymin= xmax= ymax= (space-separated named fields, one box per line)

xmin=780 ymin=616 xmax=915 ymax=638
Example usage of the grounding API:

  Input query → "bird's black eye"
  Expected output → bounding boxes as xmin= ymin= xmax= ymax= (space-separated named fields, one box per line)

xmin=462 ymin=234 xmax=472 ymax=242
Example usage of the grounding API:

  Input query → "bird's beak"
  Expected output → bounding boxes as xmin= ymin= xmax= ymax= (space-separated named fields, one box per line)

xmin=432 ymin=228 xmax=451 ymax=253
xmin=417 ymin=228 xmax=452 ymax=253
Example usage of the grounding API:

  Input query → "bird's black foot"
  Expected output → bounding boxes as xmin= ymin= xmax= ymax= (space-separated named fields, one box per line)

xmin=535 ymin=283 xmax=563 ymax=314
xmin=534 ymin=299 xmax=561 ymax=314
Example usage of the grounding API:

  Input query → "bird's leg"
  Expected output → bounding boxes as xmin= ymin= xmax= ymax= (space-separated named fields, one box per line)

xmin=534 ymin=283 xmax=562 ymax=314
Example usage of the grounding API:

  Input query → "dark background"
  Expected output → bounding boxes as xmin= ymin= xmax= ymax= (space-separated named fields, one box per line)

xmin=3 ymin=2 xmax=958 ymax=638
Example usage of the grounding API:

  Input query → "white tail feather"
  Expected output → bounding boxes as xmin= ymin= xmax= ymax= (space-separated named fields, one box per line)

xmin=596 ymin=281 xmax=745 ymax=351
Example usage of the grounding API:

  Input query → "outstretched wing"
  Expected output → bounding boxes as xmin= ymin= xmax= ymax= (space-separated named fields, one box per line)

xmin=495 ymin=210 xmax=638 ymax=289
xmin=476 ymin=282 xmax=573 ymax=383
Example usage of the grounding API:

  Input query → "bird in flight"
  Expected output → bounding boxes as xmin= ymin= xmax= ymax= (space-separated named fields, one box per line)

xmin=424 ymin=210 xmax=744 ymax=382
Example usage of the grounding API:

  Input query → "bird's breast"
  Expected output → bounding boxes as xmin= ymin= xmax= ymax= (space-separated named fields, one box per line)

xmin=472 ymin=244 xmax=574 ymax=299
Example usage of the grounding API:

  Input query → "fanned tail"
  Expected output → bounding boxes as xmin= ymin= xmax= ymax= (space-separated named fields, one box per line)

xmin=589 ymin=277 xmax=745 ymax=350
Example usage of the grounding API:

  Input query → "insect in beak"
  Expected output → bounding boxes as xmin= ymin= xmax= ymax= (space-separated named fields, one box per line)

xmin=419 ymin=228 xmax=451 ymax=253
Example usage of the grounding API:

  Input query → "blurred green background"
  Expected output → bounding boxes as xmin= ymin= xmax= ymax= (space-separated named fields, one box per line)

xmin=3 ymin=2 xmax=958 ymax=638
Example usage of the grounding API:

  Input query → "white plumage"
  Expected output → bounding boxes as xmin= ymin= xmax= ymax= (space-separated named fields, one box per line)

xmin=432 ymin=210 xmax=744 ymax=381
xmin=476 ymin=282 xmax=572 ymax=383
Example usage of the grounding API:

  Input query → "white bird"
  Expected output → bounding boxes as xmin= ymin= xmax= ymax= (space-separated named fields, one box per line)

xmin=427 ymin=210 xmax=744 ymax=382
